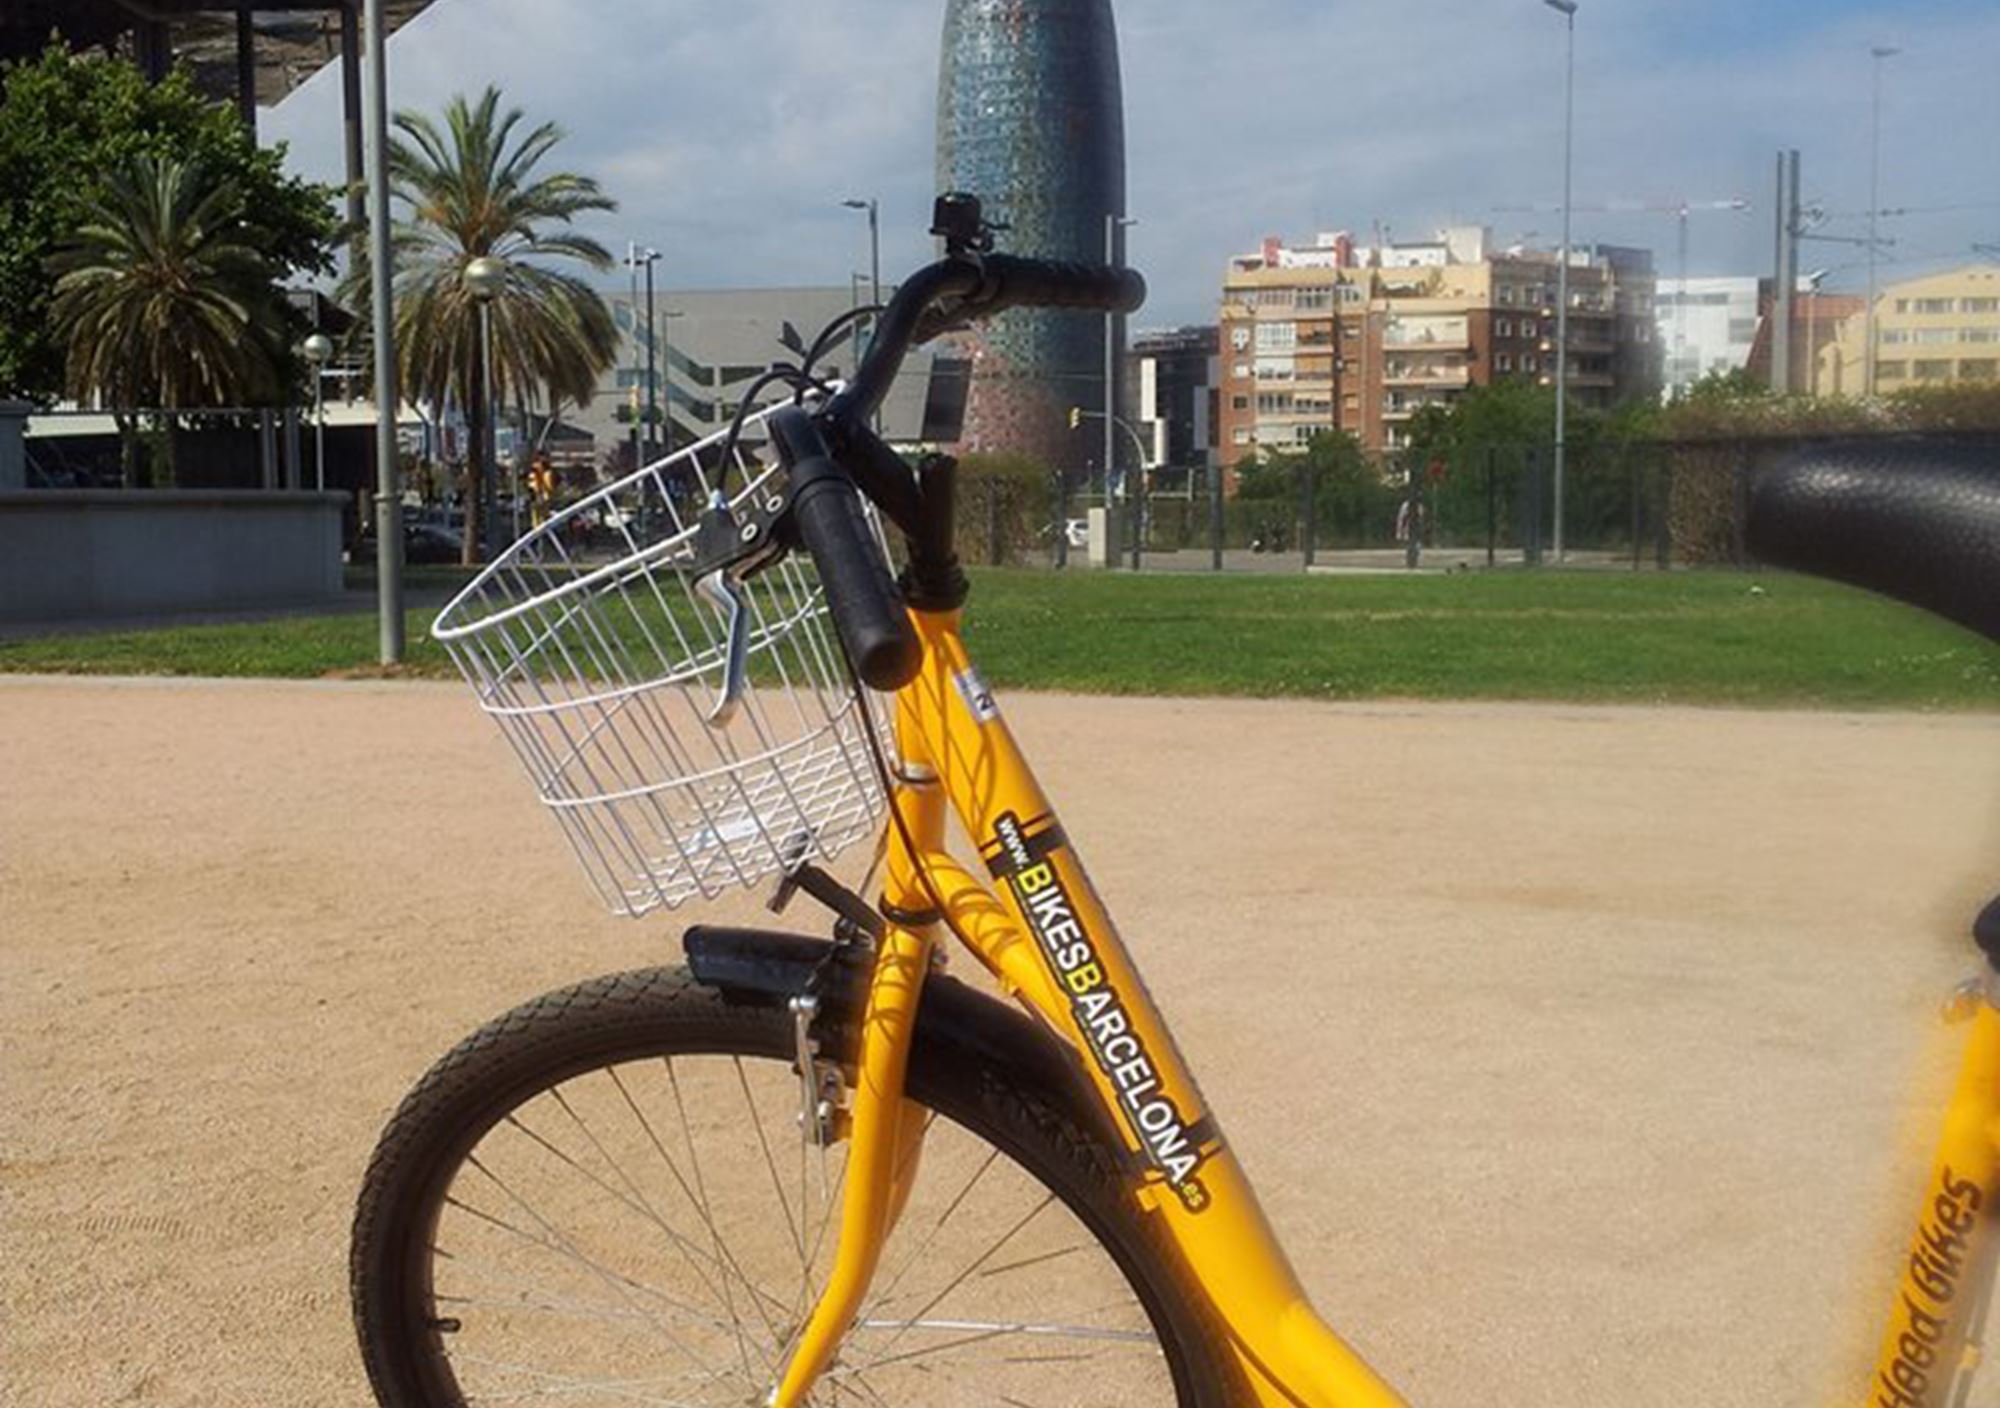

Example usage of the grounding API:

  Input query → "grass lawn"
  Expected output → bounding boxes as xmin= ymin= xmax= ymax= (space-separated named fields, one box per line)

xmin=2 ymin=567 xmax=1995 ymax=710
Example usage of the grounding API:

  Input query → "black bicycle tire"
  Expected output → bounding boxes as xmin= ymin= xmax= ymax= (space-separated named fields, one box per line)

xmin=349 ymin=965 xmax=1233 ymax=1407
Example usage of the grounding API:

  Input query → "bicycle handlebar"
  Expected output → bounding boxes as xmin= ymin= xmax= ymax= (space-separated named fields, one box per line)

xmin=774 ymin=248 xmax=1147 ymax=694
xmin=823 ymin=253 xmax=1147 ymax=432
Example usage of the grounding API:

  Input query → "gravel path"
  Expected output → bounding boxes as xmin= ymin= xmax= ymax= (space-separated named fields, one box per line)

xmin=3 ymin=676 xmax=1995 ymax=1406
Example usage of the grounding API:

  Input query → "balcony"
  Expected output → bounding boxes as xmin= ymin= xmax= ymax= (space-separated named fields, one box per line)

xmin=1382 ymin=364 xmax=1471 ymax=388
xmin=1382 ymin=328 xmax=1470 ymax=349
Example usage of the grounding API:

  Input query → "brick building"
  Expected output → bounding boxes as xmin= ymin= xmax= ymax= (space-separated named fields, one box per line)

xmin=1217 ymin=227 xmax=1657 ymax=459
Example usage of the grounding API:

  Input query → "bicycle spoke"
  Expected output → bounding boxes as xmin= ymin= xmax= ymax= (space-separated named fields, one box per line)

xmin=606 ymin=1065 xmax=768 ymax=1383
xmin=853 ymin=1191 xmax=1057 ymax=1375
xmin=458 ymin=1153 xmax=733 ymax=1388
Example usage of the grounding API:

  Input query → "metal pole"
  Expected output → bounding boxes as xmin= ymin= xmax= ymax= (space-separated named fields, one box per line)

xmin=481 ymin=301 xmax=496 ymax=546
xmin=313 ymin=375 xmax=326 ymax=492
xmin=643 ymin=251 xmax=659 ymax=465
xmin=363 ymin=0 xmax=402 ymax=663
xmin=867 ymin=200 xmax=881 ymax=434
xmin=1104 ymin=213 xmax=1117 ymax=567
xmin=1865 ymin=47 xmax=1897 ymax=397
xmin=1209 ymin=465 xmax=1223 ymax=571
xmin=338 ymin=2 xmax=364 ymax=250
xmin=1486 ymin=443 xmax=1497 ymax=568
xmin=1553 ymin=2 xmax=1574 ymax=562
xmin=234 ymin=7 xmax=256 ymax=134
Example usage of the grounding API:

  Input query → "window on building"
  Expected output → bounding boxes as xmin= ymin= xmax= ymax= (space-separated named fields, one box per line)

xmin=1963 ymin=298 xmax=2000 ymax=314
xmin=1498 ymin=285 xmax=1517 ymax=306
xmin=1914 ymin=298 xmax=1954 ymax=315
xmin=1254 ymin=356 xmax=1295 ymax=381
xmin=1523 ymin=354 xmax=1538 ymax=372
xmin=1496 ymin=353 xmax=1514 ymax=372
xmin=1880 ymin=329 xmax=1910 ymax=344
xmin=1913 ymin=359 xmax=1953 ymax=380
xmin=1959 ymin=359 xmax=1997 ymax=381
xmin=1232 ymin=428 xmax=1250 ymax=446
xmin=1233 ymin=362 xmax=1250 ymax=379
xmin=1293 ymin=426 xmax=1318 ymax=444
xmin=1877 ymin=360 xmax=1907 ymax=380
xmin=1894 ymin=299 xmax=1910 ymax=314
xmin=1231 ymin=394 xmax=1249 ymax=410
xmin=1255 ymin=322 xmax=1298 ymax=353
xmin=1912 ymin=328 xmax=1958 ymax=345
xmin=1495 ymin=318 xmax=1512 ymax=337
xmin=1297 ymin=289 xmax=1332 ymax=310
xmin=1256 ymin=392 xmax=1292 ymax=414
xmin=1728 ymin=318 xmax=1757 ymax=344
xmin=1338 ymin=284 xmax=1366 ymax=306
xmin=1964 ymin=327 xmax=1999 ymax=344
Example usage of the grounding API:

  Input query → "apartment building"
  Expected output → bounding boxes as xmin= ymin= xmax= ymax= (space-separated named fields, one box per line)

xmin=1817 ymin=266 xmax=2000 ymax=396
xmin=1217 ymin=227 xmax=1657 ymax=457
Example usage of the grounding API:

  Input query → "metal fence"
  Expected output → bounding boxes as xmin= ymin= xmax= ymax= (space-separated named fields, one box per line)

xmin=998 ymin=430 xmax=2000 ymax=573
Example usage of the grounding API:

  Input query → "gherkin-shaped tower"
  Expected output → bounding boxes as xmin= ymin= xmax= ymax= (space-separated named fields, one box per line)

xmin=937 ymin=0 xmax=1126 ymax=473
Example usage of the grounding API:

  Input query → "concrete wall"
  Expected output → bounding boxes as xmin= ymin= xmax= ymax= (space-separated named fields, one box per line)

xmin=0 ymin=491 xmax=346 ymax=624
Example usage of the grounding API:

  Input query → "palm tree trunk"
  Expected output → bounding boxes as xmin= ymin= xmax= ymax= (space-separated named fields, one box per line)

xmin=463 ymin=327 xmax=486 ymax=568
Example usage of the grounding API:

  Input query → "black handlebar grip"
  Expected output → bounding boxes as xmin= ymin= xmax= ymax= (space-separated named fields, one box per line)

xmin=791 ymin=472 xmax=922 ymax=690
xmin=981 ymin=254 xmax=1147 ymax=316
xmin=1745 ymin=441 xmax=2000 ymax=644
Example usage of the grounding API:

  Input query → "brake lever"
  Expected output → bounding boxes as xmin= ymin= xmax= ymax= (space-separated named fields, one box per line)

xmin=696 ymin=567 xmax=751 ymax=727
xmin=687 ymin=489 xmax=788 ymax=729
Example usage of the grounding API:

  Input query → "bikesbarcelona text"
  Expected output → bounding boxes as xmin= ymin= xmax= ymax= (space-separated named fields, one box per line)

xmin=989 ymin=811 xmax=1212 ymax=1211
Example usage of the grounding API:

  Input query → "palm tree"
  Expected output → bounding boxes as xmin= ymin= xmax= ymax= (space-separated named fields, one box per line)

xmin=49 ymin=154 xmax=287 ymax=485
xmin=355 ymin=87 xmax=618 ymax=565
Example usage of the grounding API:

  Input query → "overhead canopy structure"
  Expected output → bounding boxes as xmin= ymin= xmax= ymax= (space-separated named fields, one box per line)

xmin=1 ymin=1 xmax=433 ymax=113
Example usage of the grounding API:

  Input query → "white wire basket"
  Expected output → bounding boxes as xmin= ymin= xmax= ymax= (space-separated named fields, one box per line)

xmin=432 ymin=398 xmax=895 ymax=917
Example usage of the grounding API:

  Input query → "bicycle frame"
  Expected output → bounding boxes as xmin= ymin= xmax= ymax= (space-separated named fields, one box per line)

xmin=770 ymin=604 xmax=2000 ymax=1408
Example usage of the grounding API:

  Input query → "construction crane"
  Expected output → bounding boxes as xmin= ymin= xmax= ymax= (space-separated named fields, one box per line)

xmin=1493 ymin=197 xmax=1751 ymax=395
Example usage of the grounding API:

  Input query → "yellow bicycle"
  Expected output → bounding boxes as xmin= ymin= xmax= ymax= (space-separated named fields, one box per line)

xmin=352 ymin=196 xmax=2000 ymax=1407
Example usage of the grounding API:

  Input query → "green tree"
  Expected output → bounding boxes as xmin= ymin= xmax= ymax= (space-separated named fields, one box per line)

xmin=0 ymin=43 xmax=333 ymax=402
xmin=50 ymin=155 xmax=293 ymax=486
xmin=350 ymin=86 xmax=618 ymax=565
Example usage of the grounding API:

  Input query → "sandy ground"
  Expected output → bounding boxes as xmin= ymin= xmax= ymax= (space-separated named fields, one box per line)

xmin=3 ymin=676 xmax=1997 ymax=1407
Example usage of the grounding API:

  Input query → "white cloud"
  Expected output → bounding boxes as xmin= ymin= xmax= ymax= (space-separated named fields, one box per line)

xmin=262 ymin=0 xmax=2000 ymax=326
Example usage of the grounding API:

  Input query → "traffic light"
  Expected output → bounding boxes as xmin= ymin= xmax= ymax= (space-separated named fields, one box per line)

xmin=1068 ymin=406 xmax=1082 ymax=430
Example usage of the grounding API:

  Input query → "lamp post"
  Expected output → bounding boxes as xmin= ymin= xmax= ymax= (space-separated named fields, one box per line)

xmin=626 ymin=245 xmax=663 ymax=463
xmin=843 ymin=198 xmax=882 ymax=430
xmin=301 ymin=332 xmax=332 ymax=491
xmin=361 ymin=0 xmax=402 ymax=661
xmin=1543 ymin=0 xmax=1577 ymax=562
xmin=1802 ymin=268 xmax=1829 ymax=397
xmin=463 ymin=254 xmax=506 ymax=553
xmin=1864 ymin=45 xmax=1899 ymax=397
xmin=1105 ymin=212 xmax=1138 ymax=568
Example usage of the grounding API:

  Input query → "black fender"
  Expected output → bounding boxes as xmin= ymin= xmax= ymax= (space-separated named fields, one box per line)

xmin=682 ymin=925 xmax=1125 ymax=1157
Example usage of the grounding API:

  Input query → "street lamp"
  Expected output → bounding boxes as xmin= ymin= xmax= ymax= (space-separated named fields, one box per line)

xmin=1865 ymin=44 xmax=1900 ymax=397
xmin=463 ymin=254 xmax=506 ymax=552
xmin=843 ymin=198 xmax=882 ymax=429
xmin=1543 ymin=0 xmax=1577 ymax=562
xmin=1105 ymin=213 xmax=1139 ymax=567
xmin=1802 ymin=268 xmax=1829 ymax=397
xmin=626 ymin=245 xmax=663 ymax=463
xmin=300 ymin=331 xmax=333 ymax=491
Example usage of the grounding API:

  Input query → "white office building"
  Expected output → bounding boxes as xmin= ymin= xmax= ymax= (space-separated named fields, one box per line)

xmin=1654 ymin=275 xmax=1762 ymax=399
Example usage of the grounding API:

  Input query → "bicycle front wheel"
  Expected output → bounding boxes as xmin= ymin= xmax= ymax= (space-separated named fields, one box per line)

xmin=350 ymin=966 xmax=1226 ymax=1406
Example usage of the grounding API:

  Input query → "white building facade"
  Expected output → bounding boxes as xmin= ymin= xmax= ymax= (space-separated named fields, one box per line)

xmin=1654 ymin=275 xmax=1762 ymax=399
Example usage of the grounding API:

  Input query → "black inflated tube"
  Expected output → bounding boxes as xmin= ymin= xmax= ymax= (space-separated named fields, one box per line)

xmin=767 ymin=408 xmax=922 ymax=691
xmin=1745 ymin=440 xmax=2000 ymax=644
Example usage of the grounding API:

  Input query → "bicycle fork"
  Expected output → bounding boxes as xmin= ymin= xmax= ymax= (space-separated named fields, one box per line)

xmin=766 ymin=770 xmax=945 ymax=1408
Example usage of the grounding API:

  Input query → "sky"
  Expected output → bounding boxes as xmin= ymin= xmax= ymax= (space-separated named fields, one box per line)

xmin=262 ymin=0 xmax=2000 ymax=330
